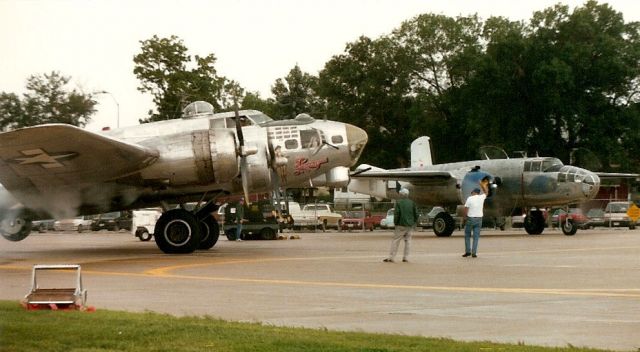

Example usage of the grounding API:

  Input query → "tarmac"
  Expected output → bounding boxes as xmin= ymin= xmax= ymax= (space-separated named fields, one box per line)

xmin=1 ymin=227 xmax=639 ymax=351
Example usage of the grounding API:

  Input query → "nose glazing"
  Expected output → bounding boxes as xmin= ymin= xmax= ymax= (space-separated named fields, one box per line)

xmin=345 ymin=124 xmax=368 ymax=166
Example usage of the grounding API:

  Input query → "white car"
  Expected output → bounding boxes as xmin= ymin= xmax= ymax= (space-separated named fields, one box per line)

xmin=53 ymin=216 xmax=93 ymax=232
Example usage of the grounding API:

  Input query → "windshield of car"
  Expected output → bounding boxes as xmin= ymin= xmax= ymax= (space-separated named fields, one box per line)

xmin=587 ymin=209 xmax=604 ymax=217
xmin=605 ymin=203 xmax=629 ymax=213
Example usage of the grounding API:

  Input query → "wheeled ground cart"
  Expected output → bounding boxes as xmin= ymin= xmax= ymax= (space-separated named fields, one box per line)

xmin=22 ymin=264 xmax=87 ymax=310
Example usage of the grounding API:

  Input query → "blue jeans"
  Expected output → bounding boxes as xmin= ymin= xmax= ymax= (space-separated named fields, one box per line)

xmin=236 ymin=223 xmax=243 ymax=240
xmin=464 ymin=217 xmax=482 ymax=254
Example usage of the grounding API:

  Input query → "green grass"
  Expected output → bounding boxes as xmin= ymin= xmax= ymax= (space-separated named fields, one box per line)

xmin=0 ymin=301 xmax=608 ymax=352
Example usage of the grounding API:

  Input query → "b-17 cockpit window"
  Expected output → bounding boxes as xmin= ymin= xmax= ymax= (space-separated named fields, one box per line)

xmin=285 ymin=139 xmax=298 ymax=150
xmin=300 ymin=129 xmax=321 ymax=149
xmin=247 ymin=113 xmax=273 ymax=125
xmin=331 ymin=135 xmax=344 ymax=144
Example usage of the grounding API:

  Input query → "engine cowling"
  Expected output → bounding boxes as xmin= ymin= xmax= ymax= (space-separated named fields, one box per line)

xmin=311 ymin=167 xmax=350 ymax=188
xmin=458 ymin=167 xmax=496 ymax=204
xmin=140 ymin=129 xmax=239 ymax=185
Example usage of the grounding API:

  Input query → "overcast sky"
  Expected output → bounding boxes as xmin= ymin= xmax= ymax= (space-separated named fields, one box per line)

xmin=1 ymin=0 xmax=638 ymax=131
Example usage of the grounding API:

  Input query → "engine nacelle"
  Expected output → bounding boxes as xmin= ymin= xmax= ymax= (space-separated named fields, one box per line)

xmin=311 ymin=167 xmax=350 ymax=188
xmin=140 ymin=129 xmax=239 ymax=185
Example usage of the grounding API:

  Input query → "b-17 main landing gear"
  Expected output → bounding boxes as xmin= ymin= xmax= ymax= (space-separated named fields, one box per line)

xmin=153 ymin=206 xmax=220 ymax=254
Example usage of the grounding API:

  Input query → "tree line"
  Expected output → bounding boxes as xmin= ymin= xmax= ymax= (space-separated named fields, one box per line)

xmin=1 ymin=1 xmax=638 ymax=171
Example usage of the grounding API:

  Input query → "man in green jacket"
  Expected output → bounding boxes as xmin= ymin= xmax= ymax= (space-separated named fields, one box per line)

xmin=384 ymin=187 xmax=418 ymax=263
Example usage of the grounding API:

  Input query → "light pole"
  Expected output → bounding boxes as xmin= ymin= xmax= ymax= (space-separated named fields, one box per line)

xmin=93 ymin=90 xmax=120 ymax=128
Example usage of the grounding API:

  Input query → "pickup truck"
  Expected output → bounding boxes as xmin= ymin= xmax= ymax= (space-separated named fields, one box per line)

xmin=287 ymin=202 xmax=321 ymax=230
xmin=338 ymin=210 xmax=384 ymax=231
xmin=301 ymin=204 xmax=342 ymax=230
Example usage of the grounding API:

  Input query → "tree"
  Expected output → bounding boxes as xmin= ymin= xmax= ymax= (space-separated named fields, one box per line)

xmin=133 ymin=35 xmax=227 ymax=122
xmin=0 ymin=71 xmax=95 ymax=130
xmin=241 ymin=91 xmax=279 ymax=118
xmin=271 ymin=64 xmax=325 ymax=119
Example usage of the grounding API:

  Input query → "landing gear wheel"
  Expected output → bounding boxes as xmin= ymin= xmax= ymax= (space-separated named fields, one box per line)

xmin=260 ymin=227 xmax=277 ymax=240
xmin=154 ymin=209 xmax=201 ymax=254
xmin=561 ymin=219 xmax=577 ymax=236
xmin=0 ymin=209 xmax=32 ymax=242
xmin=198 ymin=216 xmax=220 ymax=250
xmin=433 ymin=212 xmax=455 ymax=237
xmin=225 ymin=229 xmax=237 ymax=241
xmin=524 ymin=210 xmax=545 ymax=235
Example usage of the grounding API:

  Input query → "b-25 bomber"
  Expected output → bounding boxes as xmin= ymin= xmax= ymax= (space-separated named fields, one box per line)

xmin=349 ymin=136 xmax=636 ymax=237
xmin=0 ymin=101 xmax=368 ymax=253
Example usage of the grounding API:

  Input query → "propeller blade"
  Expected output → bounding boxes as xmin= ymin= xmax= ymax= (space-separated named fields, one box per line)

xmin=233 ymin=99 xmax=250 ymax=204
xmin=241 ymin=158 xmax=250 ymax=205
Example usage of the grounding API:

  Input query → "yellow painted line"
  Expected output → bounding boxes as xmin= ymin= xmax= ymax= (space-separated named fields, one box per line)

xmin=2 ymin=262 xmax=639 ymax=299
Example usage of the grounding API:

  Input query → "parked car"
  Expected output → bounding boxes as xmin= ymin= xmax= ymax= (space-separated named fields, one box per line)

xmin=91 ymin=211 xmax=132 ymax=231
xmin=54 ymin=216 xmax=93 ymax=232
xmin=338 ymin=210 xmax=383 ymax=231
xmin=603 ymin=202 xmax=636 ymax=229
xmin=551 ymin=208 xmax=589 ymax=229
xmin=586 ymin=208 xmax=605 ymax=228
xmin=301 ymin=204 xmax=342 ymax=230
xmin=424 ymin=206 xmax=463 ymax=230
xmin=417 ymin=208 xmax=432 ymax=229
xmin=380 ymin=208 xmax=394 ymax=229
xmin=32 ymin=219 xmax=55 ymax=233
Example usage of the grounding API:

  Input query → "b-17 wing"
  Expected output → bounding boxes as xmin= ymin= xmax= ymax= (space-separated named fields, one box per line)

xmin=0 ymin=124 xmax=158 ymax=197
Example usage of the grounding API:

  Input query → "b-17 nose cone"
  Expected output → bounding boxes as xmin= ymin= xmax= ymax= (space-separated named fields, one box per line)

xmin=345 ymin=124 xmax=368 ymax=166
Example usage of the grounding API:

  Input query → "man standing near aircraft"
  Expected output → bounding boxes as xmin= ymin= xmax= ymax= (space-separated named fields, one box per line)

xmin=462 ymin=185 xmax=488 ymax=258
xmin=384 ymin=188 xmax=418 ymax=263
xmin=235 ymin=198 xmax=245 ymax=241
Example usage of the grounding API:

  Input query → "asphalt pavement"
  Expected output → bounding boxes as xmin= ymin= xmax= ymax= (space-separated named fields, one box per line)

xmin=1 ymin=227 xmax=639 ymax=351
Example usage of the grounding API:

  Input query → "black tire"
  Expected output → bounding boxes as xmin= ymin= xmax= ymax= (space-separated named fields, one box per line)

xmin=322 ymin=219 xmax=328 ymax=232
xmin=524 ymin=211 xmax=545 ymax=235
xmin=77 ymin=225 xmax=84 ymax=233
xmin=433 ymin=212 xmax=455 ymax=237
xmin=260 ymin=227 xmax=277 ymax=240
xmin=0 ymin=209 xmax=32 ymax=242
xmin=113 ymin=224 xmax=119 ymax=232
xmin=561 ymin=218 xmax=578 ymax=236
xmin=38 ymin=223 xmax=46 ymax=233
xmin=198 ymin=216 xmax=220 ymax=250
xmin=154 ymin=209 xmax=201 ymax=254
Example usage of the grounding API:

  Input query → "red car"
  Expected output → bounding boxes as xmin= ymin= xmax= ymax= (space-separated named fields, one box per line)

xmin=339 ymin=210 xmax=383 ymax=231
xmin=552 ymin=208 xmax=590 ymax=233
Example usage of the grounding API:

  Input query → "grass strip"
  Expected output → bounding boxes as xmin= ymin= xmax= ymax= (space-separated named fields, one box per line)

xmin=0 ymin=301 xmax=608 ymax=352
